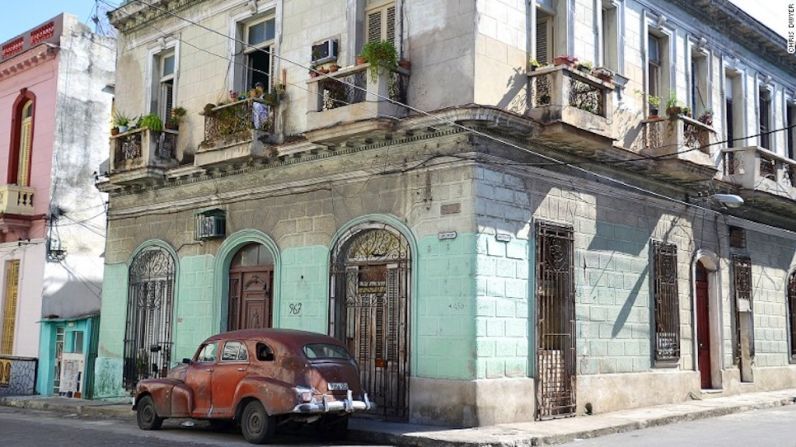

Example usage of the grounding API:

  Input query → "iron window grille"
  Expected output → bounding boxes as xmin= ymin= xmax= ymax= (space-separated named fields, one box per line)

xmin=731 ymin=255 xmax=753 ymax=363
xmin=652 ymin=241 xmax=680 ymax=362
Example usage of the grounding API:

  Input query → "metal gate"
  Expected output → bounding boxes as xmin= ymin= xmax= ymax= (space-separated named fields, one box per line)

xmin=535 ymin=222 xmax=576 ymax=420
xmin=330 ymin=227 xmax=410 ymax=419
xmin=123 ymin=247 xmax=175 ymax=391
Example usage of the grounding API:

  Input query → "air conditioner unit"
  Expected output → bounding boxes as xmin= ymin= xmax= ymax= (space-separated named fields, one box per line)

xmin=311 ymin=39 xmax=338 ymax=65
xmin=195 ymin=210 xmax=226 ymax=240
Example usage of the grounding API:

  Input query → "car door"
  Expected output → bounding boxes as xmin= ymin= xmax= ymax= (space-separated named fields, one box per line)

xmin=184 ymin=342 xmax=217 ymax=417
xmin=211 ymin=340 xmax=250 ymax=417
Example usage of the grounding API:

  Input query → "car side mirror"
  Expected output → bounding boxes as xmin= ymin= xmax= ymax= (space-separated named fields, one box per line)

xmin=182 ymin=358 xmax=192 ymax=364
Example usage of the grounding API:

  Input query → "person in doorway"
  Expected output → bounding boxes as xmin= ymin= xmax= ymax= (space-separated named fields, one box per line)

xmin=251 ymin=81 xmax=269 ymax=130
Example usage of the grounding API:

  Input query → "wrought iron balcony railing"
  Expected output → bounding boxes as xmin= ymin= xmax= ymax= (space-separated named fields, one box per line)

xmin=200 ymin=99 xmax=274 ymax=150
xmin=723 ymin=146 xmax=796 ymax=200
xmin=305 ymin=63 xmax=410 ymax=134
xmin=109 ymin=128 xmax=178 ymax=182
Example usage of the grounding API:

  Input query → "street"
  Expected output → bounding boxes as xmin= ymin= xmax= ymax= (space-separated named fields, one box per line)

xmin=561 ymin=404 xmax=796 ymax=447
xmin=0 ymin=407 xmax=382 ymax=447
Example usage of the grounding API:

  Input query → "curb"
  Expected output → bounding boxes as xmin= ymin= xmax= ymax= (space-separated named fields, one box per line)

xmin=0 ymin=397 xmax=135 ymax=419
xmin=348 ymin=395 xmax=796 ymax=447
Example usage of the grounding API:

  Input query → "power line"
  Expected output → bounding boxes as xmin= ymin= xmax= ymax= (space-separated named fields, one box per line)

xmin=102 ymin=0 xmax=796 ymax=230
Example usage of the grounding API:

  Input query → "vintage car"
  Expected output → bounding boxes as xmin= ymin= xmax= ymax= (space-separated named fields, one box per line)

xmin=133 ymin=329 xmax=372 ymax=444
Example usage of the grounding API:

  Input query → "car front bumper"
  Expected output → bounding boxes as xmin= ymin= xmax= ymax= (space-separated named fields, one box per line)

xmin=292 ymin=390 xmax=373 ymax=414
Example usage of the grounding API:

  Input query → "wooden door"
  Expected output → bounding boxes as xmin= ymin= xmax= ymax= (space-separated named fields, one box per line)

xmin=696 ymin=263 xmax=711 ymax=389
xmin=228 ymin=268 xmax=273 ymax=331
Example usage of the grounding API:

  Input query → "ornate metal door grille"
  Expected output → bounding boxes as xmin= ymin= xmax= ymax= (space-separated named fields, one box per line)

xmin=535 ymin=222 xmax=576 ymax=420
xmin=123 ymin=248 xmax=175 ymax=390
xmin=732 ymin=255 xmax=754 ymax=363
xmin=330 ymin=228 xmax=410 ymax=420
xmin=652 ymin=242 xmax=680 ymax=361
xmin=789 ymin=272 xmax=796 ymax=360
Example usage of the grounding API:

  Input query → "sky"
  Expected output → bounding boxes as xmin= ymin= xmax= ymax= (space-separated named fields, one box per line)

xmin=0 ymin=0 xmax=789 ymax=44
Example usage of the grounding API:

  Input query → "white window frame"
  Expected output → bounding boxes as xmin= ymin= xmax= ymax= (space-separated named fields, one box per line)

xmin=241 ymin=14 xmax=276 ymax=92
xmin=597 ymin=0 xmax=621 ymax=73
xmin=364 ymin=0 xmax=396 ymax=44
xmin=688 ymin=41 xmax=710 ymax=120
xmin=644 ymin=15 xmax=673 ymax=114
xmin=157 ymin=50 xmax=175 ymax=122
xmin=758 ymin=80 xmax=774 ymax=150
xmin=145 ymin=40 xmax=179 ymax=122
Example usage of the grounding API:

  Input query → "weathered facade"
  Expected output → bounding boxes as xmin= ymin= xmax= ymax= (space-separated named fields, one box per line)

xmin=0 ymin=14 xmax=115 ymax=397
xmin=96 ymin=0 xmax=796 ymax=427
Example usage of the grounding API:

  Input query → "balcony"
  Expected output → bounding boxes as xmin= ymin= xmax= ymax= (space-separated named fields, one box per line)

xmin=109 ymin=128 xmax=178 ymax=185
xmin=639 ymin=116 xmax=718 ymax=182
xmin=527 ymin=65 xmax=615 ymax=149
xmin=304 ymin=63 xmax=409 ymax=142
xmin=723 ymin=146 xmax=796 ymax=204
xmin=0 ymin=184 xmax=35 ymax=216
xmin=195 ymin=99 xmax=275 ymax=167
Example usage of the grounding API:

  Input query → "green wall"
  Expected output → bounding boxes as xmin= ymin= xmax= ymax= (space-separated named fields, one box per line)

xmin=278 ymin=245 xmax=329 ymax=332
xmin=173 ymin=254 xmax=215 ymax=362
xmin=93 ymin=262 xmax=128 ymax=398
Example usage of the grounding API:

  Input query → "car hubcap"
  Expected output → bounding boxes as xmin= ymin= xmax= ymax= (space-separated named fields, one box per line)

xmin=249 ymin=413 xmax=262 ymax=433
xmin=142 ymin=406 xmax=153 ymax=423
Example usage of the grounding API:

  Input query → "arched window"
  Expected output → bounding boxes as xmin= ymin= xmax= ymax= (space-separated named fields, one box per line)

xmin=8 ymin=90 xmax=35 ymax=186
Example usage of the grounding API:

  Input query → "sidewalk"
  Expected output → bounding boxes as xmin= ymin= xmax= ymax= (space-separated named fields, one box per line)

xmin=2 ymin=389 xmax=795 ymax=446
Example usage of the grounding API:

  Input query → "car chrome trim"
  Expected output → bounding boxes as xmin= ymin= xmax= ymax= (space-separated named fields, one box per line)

xmin=290 ymin=392 xmax=373 ymax=414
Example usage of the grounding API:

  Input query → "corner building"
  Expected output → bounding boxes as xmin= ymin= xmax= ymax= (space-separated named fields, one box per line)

xmin=96 ymin=0 xmax=796 ymax=427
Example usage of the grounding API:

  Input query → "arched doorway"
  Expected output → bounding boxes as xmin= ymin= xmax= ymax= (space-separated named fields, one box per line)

xmin=695 ymin=261 xmax=712 ymax=389
xmin=123 ymin=246 xmax=176 ymax=390
xmin=227 ymin=243 xmax=274 ymax=330
xmin=330 ymin=225 xmax=410 ymax=419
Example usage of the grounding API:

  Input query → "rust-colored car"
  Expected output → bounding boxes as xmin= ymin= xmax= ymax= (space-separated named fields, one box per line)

xmin=133 ymin=329 xmax=372 ymax=444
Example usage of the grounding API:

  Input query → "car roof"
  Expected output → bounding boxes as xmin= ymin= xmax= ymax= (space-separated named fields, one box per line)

xmin=203 ymin=328 xmax=344 ymax=351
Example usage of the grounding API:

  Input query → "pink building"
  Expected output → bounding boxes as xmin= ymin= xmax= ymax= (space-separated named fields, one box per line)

xmin=0 ymin=14 xmax=114 ymax=397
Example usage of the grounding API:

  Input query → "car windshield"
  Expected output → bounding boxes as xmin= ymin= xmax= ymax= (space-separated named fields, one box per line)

xmin=303 ymin=343 xmax=351 ymax=360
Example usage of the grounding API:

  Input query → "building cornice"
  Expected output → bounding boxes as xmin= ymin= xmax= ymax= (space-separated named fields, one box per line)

xmin=108 ymin=0 xmax=208 ymax=33
xmin=664 ymin=0 xmax=796 ymax=77
xmin=0 ymin=44 xmax=58 ymax=80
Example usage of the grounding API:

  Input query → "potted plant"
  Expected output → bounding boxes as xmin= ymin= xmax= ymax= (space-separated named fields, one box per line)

xmin=575 ymin=60 xmax=593 ymax=73
xmin=228 ymin=90 xmax=239 ymax=101
xmin=166 ymin=106 xmax=186 ymax=130
xmin=553 ymin=55 xmax=577 ymax=67
xmin=697 ymin=109 xmax=714 ymax=126
xmin=359 ymin=40 xmax=398 ymax=81
xmin=309 ymin=68 xmax=320 ymax=78
xmin=592 ymin=67 xmax=614 ymax=83
xmin=356 ymin=54 xmax=367 ymax=65
xmin=202 ymin=103 xmax=216 ymax=115
xmin=528 ymin=57 xmax=543 ymax=71
xmin=665 ymin=93 xmax=682 ymax=119
xmin=398 ymin=57 xmax=411 ymax=70
xmin=681 ymin=106 xmax=691 ymax=118
xmin=138 ymin=113 xmax=163 ymax=132
xmin=329 ymin=63 xmax=340 ymax=72
xmin=648 ymin=95 xmax=661 ymax=118
xmin=113 ymin=111 xmax=131 ymax=133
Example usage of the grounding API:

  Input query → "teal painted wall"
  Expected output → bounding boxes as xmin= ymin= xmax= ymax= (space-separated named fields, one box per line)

xmin=173 ymin=254 xmax=215 ymax=362
xmin=94 ymin=262 xmax=128 ymax=398
xmin=278 ymin=245 xmax=328 ymax=333
xmin=37 ymin=317 xmax=98 ymax=396
xmin=474 ymin=234 xmax=530 ymax=379
xmin=415 ymin=233 xmax=477 ymax=380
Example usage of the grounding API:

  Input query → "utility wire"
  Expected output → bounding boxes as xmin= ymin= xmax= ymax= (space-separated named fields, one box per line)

xmin=102 ymin=0 xmax=796 ymax=228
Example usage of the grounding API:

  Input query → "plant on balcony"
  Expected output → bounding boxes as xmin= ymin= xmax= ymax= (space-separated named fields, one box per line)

xmin=398 ymin=58 xmax=411 ymax=70
xmin=575 ymin=60 xmax=593 ymax=73
xmin=648 ymin=95 xmax=661 ymax=117
xmin=138 ymin=113 xmax=163 ymax=132
xmin=665 ymin=93 xmax=684 ymax=119
xmin=360 ymin=40 xmax=398 ymax=82
xmin=528 ymin=57 xmax=545 ymax=71
xmin=166 ymin=107 xmax=186 ymax=130
xmin=697 ymin=109 xmax=714 ymax=127
xmin=113 ymin=111 xmax=131 ymax=133
xmin=553 ymin=55 xmax=577 ymax=67
xmin=592 ymin=67 xmax=614 ymax=83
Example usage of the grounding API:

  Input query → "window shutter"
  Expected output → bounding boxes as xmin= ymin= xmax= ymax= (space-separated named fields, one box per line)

xmin=367 ymin=10 xmax=382 ymax=43
xmin=1 ymin=260 xmax=20 ymax=355
xmin=386 ymin=6 xmax=396 ymax=45
xmin=160 ymin=82 xmax=173 ymax=123
xmin=18 ymin=117 xmax=32 ymax=186
xmin=536 ymin=19 xmax=549 ymax=65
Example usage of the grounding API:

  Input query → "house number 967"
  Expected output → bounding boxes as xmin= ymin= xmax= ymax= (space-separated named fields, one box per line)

xmin=289 ymin=303 xmax=302 ymax=315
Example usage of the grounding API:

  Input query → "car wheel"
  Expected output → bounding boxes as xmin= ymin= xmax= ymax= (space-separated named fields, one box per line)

xmin=316 ymin=414 xmax=349 ymax=441
xmin=240 ymin=400 xmax=275 ymax=444
xmin=136 ymin=395 xmax=164 ymax=430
